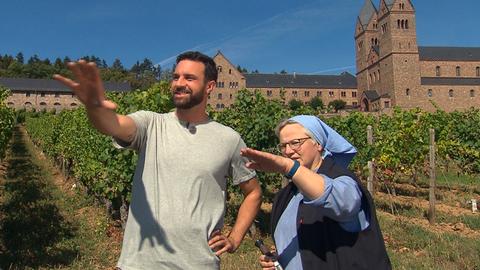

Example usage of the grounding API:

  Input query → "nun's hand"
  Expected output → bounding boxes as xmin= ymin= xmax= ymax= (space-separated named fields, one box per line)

xmin=240 ymin=148 xmax=291 ymax=174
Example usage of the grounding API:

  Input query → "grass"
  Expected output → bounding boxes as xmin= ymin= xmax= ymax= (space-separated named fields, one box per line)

xmin=0 ymin=126 xmax=120 ymax=269
xmin=379 ymin=213 xmax=480 ymax=270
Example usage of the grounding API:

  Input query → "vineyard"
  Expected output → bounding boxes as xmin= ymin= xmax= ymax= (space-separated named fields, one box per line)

xmin=0 ymin=83 xmax=479 ymax=268
xmin=0 ymin=86 xmax=15 ymax=162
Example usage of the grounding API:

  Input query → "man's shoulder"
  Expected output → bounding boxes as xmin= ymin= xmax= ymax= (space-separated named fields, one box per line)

xmin=207 ymin=120 xmax=242 ymax=139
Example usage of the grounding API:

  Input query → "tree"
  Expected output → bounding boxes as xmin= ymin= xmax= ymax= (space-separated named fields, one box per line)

xmin=279 ymin=69 xmax=288 ymax=74
xmin=112 ymin=58 xmax=125 ymax=72
xmin=288 ymin=99 xmax=303 ymax=110
xmin=328 ymin=99 xmax=346 ymax=112
xmin=309 ymin=96 xmax=324 ymax=110
xmin=236 ymin=65 xmax=248 ymax=73
xmin=16 ymin=52 xmax=24 ymax=64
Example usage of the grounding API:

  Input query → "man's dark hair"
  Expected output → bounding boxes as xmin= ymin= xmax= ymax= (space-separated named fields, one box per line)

xmin=176 ymin=51 xmax=218 ymax=82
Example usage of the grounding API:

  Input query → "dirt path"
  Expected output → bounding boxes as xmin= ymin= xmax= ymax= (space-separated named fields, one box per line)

xmin=0 ymin=126 xmax=122 ymax=269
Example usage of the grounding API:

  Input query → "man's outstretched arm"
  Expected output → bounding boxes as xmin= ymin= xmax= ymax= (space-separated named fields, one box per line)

xmin=54 ymin=60 xmax=136 ymax=143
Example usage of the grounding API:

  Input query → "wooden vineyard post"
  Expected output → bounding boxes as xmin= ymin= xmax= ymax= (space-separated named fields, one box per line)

xmin=428 ymin=129 xmax=436 ymax=224
xmin=367 ymin=125 xmax=374 ymax=196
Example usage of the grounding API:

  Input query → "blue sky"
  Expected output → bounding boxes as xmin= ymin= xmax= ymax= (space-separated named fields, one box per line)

xmin=1 ymin=0 xmax=479 ymax=75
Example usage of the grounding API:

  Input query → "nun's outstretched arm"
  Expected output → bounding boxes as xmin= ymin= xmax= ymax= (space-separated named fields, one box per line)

xmin=240 ymin=148 xmax=326 ymax=200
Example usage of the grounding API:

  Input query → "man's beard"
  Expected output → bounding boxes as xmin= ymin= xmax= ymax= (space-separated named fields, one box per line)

xmin=171 ymin=86 xmax=205 ymax=109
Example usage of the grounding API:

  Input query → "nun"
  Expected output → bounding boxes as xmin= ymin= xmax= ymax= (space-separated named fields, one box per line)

xmin=241 ymin=115 xmax=391 ymax=270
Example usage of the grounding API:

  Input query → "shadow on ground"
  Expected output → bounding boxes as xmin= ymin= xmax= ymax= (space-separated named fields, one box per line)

xmin=0 ymin=126 xmax=78 ymax=269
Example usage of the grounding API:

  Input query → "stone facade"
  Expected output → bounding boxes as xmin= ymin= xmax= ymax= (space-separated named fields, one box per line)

xmin=1 ymin=77 xmax=131 ymax=112
xmin=209 ymin=52 xmax=246 ymax=109
xmin=355 ymin=0 xmax=480 ymax=112
xmin=212 ymin=52 xmax=358 ymax=110
xmin=7 ymin=91 xmax=79 ymax=111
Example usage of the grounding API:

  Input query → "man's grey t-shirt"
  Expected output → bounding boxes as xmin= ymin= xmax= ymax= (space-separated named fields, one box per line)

xmin=115 ymin=111 xmax=256 ymax=270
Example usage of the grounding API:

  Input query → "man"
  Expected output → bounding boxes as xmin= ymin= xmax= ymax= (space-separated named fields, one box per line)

xmin=54 ymin=51 xmax=261 ymax=269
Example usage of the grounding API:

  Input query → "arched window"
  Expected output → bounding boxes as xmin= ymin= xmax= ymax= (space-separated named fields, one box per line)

xmin=397 ymin=20 xmax=400 ymax=29
xmin=470 ymin=89 xmax=475 ymax=98
xmin=70 ymin=103 xmax=77 ymax=107
xmin=229 ymin=69 xmax=232 ymax=74
xmin=24 ymin=102 xmax=33 ymax=110
xmin=40 ymin=102 xmax=47 ymax=106
xmin=217 ymin=66 xmax=222 ymax=73
xmin=405 ymin=20 xmax=409 ymax=29
xmin=449 ymin=89 xmax=454 ymax=97
xmin=401 ymin=20 xmax=405 ymax=29
xmin=427 ymin=89 xmax=433 ymax=97
xmin=7 ymin=102 xmax=14 ymax=107
xmin=217 ymin=93 xmax=223 ymax=100
xmin=406 ymin=88 xmax=410 ymax=96
xmin=436 ymin=66 xmax=441 ymax=76
xmin=476 ymin=67 xmax=480 ymax=77
xmin=456 ymin=66 xmax=461 ymax=76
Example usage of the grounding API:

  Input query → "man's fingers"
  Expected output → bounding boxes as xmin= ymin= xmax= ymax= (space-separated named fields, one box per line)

xmin=53 ymin=74 xmax=80 ymax=90
xmin=101 ymin=100 xmax=118 ymax=110
xmin=215 ymin=243 xmax=231 ymax=256
xmin=67 ymin=62 xmax=85 ymax=82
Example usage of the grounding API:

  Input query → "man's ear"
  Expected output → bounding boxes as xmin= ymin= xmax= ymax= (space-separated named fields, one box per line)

xmin=206 ymin=80 xmax=215 ymax=94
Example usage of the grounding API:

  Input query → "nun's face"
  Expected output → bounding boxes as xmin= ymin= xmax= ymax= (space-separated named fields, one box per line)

xmin=278 ymin=123 xmax=323 ymax=170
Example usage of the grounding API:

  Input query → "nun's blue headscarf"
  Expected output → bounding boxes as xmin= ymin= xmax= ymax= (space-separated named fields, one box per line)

xmin=289 ymin=115 xmax=357 ymax=169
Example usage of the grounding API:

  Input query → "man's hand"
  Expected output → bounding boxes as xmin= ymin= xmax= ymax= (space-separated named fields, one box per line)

xmin=53 ymin=60 xmax=117 ymax=110
xmin=208 ymin=230 xmax=237 ymax=256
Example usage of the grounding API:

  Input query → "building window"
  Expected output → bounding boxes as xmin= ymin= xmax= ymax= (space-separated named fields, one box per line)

xmin=229 ymin=69 xmax=232 ymax=74
xmin=217 ymin=93 xmax=222 ymax=100
xmin=70 ymin=103 xmax=77 ymax=107
xmin=476 ymin=67 xmax=480 ymax=77
xmin=230 ymin=94 xmax=233 ymax=99
xmin=208 ymin=93 xmax=211 ymax=99
xmin=267 ymin=90 xmax=272 ymax=96
xmin=449 ymin=89 xmax=454 ymax=97
xmin=470 ymin=89 xmax=475 ymax=98
xmin=352 ymin=101 xmax=358 ymax=107
xmin=384 ymin=101 xmax=390 ymax=108
xmin=292 ymin=90 xmax=298 ymax=97
xmin=40 ymin=92 xmax=46 ymax=97
xmin=406 ymin=88 xmax=410 ymax=96
xmin=317 ymin=91 xmax=321 ymax=97
xmin=235 ymin=82 xmax=239 ymax=88
xmin=26 ymin=92 xmax=31 ymax=97
xmin=304 ymin=91 xmax=310 ymax=97
xmin=221 ymin=82 xmax=224 ymax=88
xmin=341 ymin=91 xmax=346 ymax=97
xmin=72 ymin=94 xmax=75 ymax=98
xmin=456 ymin=66 xmax=461 ymax=76
xmin=329 ymin=91 xmax=334 ymax=97
xmin=436 ymin=66 xmax=441 ymax=76
xmin=55 ymin=93 xmax=60 ymax=97
xmin=427 ymin=89 xmax=433 ymax=97
xmin=352 ymin=91 xmax=357 ymax=98
xmin=217 ymin=66 xmax=222 ymax=73
xmin=216 ymin=104 xmax=221 ymax=109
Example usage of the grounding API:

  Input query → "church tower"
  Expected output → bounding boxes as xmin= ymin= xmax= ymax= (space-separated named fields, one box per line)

xmin=355 ymin=0 xmax=379 ymax=110
xmin=356 ymin=0 xmax=422 ymax=110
